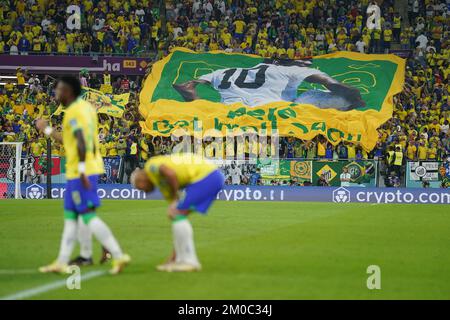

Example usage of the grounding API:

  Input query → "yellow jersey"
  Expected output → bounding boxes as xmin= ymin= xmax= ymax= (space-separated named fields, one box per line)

xmin=62 ymin=98 xmax=104 ymax=179
xmin=428 ymin=147 xmax=437 ymax=159
xmin=233 ymin=20 xmax=246 ymax=34
xmin=317 ymin=142 xmax=326 ymax=157
xmin=383 ymin=29 xmax=392 ymax=42
xmin=16 ymin=72 xmax=25 ymax=85
xmin=104 ymin=73 xmax=111 ymax=85
xmin=418 ymin=146 xmax=428 ymax=160
xmin=30 ymin=141 xmax=43 ymax=156
xmin=406 ymin=144 xmax=417 ymax=160
xmin=144 ymin=153 xmax=217 ymax=201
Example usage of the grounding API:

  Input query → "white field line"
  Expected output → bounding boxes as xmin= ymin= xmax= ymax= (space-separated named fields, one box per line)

xmin=0 ymin=270 xmax=106 ymax=300
xmin=0 ymin=269 xmax=40 ymax=275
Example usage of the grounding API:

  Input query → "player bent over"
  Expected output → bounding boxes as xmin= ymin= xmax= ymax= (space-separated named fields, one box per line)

xmin=35 ymin=76 xmax=130 ymax=275
xmin=131 ymin=153 xmax=224 ymax=272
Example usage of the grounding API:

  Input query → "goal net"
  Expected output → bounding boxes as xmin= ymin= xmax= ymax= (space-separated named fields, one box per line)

xmin=0 ymin=142 xmax=23 ymax=199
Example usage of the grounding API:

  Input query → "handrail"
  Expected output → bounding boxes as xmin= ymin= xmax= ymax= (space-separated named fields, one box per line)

xmin=0 ymin=51 xmax=157 ymax=58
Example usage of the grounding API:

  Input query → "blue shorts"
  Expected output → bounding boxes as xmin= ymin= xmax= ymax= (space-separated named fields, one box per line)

xmin=177 ymin=170 xmax=225 ymax=214
xmin=64 ymin=175 xmax=100 ymax=214
xmin=234 ymin=32 xmax=244 ymax=41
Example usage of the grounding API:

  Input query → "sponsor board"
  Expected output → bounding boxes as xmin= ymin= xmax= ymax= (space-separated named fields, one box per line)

xmin=20 ymin=184 xmax=450 ymax=205
xmin=25 ymin=183 xmax=45 ymax=199
xmin=0 ymin=56 xmax=150 ymax=75
xmin=312 ymin=160 xmax=377 ymax=186
xmin=406 ymin=161 xmax=448 ymax=188
xmin=409 ymin=161 xmax=440 ymax=180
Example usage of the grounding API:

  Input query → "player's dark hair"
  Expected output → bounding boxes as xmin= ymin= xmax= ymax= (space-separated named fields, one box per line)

xmin=263 ymin=58 xmax=312 ymax=67
xmin=58 ymin=76 xmax=82 ymax=98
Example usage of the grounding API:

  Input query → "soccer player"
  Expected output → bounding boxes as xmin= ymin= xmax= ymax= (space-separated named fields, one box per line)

xmin=35 ymin=76 xmax=130 ymax=275
xmin=68 ymin=217 xmax=112 ymax=266
xmin=131 ymin=153 xmax=225 ymax=272
xmin=173 ymin=59 xmax=365 ymax=110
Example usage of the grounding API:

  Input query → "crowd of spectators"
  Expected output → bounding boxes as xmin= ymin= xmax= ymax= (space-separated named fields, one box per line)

xmin=0 ymin=0 xmax=447 ymax=57
xmin=0 ymin=0 xmax=449 ymax=186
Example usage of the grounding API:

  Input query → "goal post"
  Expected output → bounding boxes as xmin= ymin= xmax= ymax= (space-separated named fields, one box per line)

xmin=0 ymin=142 xmax=23 ymax=199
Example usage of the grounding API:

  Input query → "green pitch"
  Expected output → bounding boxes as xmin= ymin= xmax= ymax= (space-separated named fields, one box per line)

xmin=1 ymin=200 xmax=450 ymax=299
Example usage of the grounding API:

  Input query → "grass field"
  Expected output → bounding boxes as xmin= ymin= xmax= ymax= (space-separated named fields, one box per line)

xmin=0 ymin=199 xmax=450 ymax=299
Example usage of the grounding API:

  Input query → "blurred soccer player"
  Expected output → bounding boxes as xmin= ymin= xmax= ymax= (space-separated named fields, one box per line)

xmin=35 ymin=76 xmax=130 ymax=275
xmin=131 ymin=153 xmax=224 ymax=272
xmin=68 ymin=216 xmax=112 ymax=266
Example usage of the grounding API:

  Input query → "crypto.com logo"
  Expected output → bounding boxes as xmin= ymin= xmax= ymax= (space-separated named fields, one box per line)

xmin=333 ymin=187 xmax=351 ymax=203
xmin=26 ymin=184 xmax=44 ymax=199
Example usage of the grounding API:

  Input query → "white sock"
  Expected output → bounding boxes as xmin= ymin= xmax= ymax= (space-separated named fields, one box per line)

xmin=88 ymin=217 xmax=123 ymax=259
xmin=172 ymin=219 xmax=200 ymax=266
xmin=57 ymin=219 xmax=77 ymax=264
xmin=77 ymin=216 xmax=92 ymax=259
xmin=172 ymin=222 xmax=183 ymax=263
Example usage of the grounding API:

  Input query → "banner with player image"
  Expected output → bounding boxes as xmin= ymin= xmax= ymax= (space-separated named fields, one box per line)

xmin=140 ymin=48 xmax=405 ymax=151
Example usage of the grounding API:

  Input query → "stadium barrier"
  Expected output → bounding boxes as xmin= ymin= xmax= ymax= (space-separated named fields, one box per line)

xmin=5 ymin=154 xmax=449 ymax=196
xmin=211 ymin=158 xmax=380 ymax=186
xmin=0 ymin=55 xmax=151 ymax=75
xmin=20 ymin=183 xmax=450 ymax=205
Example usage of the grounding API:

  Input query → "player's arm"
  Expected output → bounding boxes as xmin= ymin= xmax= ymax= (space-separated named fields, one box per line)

xmin=159 ymin=164 xmax=186 ymax=219
xmin=173 ymin=79 xmax=210 ymax=101
xmin=35 ymin=119 xmax=63 ymax=143
xmin=159 ymin=164 xmax=180 ymax=200
xmin=304 ymin=74 xmax=366 ymax=109
xmin=74 ymin=128 xmax=91 ymax=189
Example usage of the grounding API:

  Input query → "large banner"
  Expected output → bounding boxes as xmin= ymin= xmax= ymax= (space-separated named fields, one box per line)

xmin=19 ymin=183 xmax=450 ymax=205
xmin=54 ymin=87 xmax=130 ymax=117
xmin=140 ymin=48 xmax=405 ymax=151
xmin=81 ymin=87 xmax=130 ymax=117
